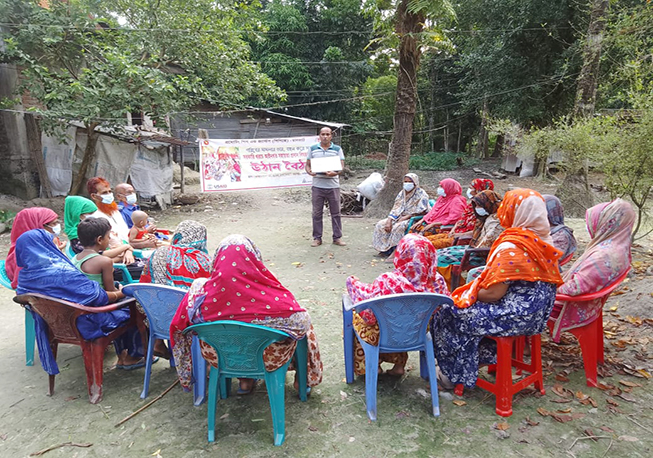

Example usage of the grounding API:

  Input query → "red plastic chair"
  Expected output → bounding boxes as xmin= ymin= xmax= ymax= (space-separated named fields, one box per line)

xmin=449 ymin=247 xmax=491 ymax=291
xmin=547 ymin=268 xmax=630 ymax=387
xmin=454 ymin=334 xmax=545 ymax=417
xmin=13 ymin=293 xmax=145 ymax=404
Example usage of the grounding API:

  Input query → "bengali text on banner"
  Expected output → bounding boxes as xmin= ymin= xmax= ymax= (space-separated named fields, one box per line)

xmin=199 ymin=136 xmax=317 ymax=192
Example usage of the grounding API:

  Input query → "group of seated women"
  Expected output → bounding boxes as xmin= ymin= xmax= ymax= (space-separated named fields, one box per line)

xmin=5 ymin=180 xmax=635 ymax=401
xmin=358 ymin=187 xmax=634 ymax=390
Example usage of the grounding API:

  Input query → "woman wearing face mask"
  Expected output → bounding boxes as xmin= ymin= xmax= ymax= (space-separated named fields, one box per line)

xmin=372 ymin=173 xmax=430 ymax=255
xmin=409 ymin=178 xmax=467 ymax=235
xmin=5 ymin=207 xmax=63 ymax=289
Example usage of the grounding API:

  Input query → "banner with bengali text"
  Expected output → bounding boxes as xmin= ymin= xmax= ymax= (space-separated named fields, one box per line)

xmin=199 ymin=136 xmax=317 ymax=192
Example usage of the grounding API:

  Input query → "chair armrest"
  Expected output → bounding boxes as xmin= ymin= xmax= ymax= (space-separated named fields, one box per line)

xmin=459 ymin=248 xmax=491 ymax=270
xmin=555 ymin=269 xmax=630 ymax=303
xmin=14 ymin=293 xmax=136 ymax=314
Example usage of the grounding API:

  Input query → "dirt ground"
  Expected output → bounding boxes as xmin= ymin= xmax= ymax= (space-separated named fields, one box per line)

xmin=0 ymin=163 xmax=651 ymax=458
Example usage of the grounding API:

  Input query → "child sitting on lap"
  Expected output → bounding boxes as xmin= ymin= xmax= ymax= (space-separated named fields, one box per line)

xmin=129 ymin=210 xmax=170 ymax=246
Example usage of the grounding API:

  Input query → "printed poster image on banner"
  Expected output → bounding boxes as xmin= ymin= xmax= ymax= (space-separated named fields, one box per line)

xmin=309 ymin=155 xmax=343 ymax=173
xmin=199 ymin=136 xmax=318 ymax=192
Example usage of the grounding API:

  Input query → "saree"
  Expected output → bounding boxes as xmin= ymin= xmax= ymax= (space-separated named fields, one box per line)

xmin=139 ymin=220 xmax=212 ymax=288
xmin=170 ymin=234 xmax=323 ymax=390
xmin=6 ymin=207 xmax=58 ymax=289
xmin=549 ymin=198 xmax=635 ymax=341
xmin=543 ymin=195 xmax=577 ymax=262
xmin=372 ymin=173 xmax=430 ymax=252
xmin=346 ymin=234 xmax=449 ymax=375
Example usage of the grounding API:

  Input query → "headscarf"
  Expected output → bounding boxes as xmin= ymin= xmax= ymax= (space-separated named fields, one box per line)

xmin=64 ymin=196 xmax=98 ymax=240
xmin=388 ymin=173 xmax=430 ymax=220
xmin=347 ymin=233 xmax=449 ymax=305
xmin=469 ymin=190 xmax=502 ymax=246
xmin=170 ymin=234 xmax=306 ymax=347
xmin=550 ymin=199 xmax=635 ymax=341
xmin=543 ymin=195 xmax=577 ymax=261
xmin=471 ymin=178 xmax=495 ymax=192
xmin=423 ymin=178 xmax=468 ymax=225
xmin=140 ymin=220 xmax=211 ymax=288
xmin=6 ymin=207 xmax=58 ymax=289
xmin=452 ymin=189 xmax=563 ymax=308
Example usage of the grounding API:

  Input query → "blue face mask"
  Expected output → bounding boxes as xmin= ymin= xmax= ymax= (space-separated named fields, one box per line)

xmin=475 ymin=207 xmax=489 ymax=217
xmin=403 ymin=182 xmax=415 ymax=192
xmin=437 ymin=187 xmax=446 ymax=197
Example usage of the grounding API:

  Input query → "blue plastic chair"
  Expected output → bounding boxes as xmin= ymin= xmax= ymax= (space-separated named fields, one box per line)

xmin=1 ymin=260 xmax=35 ymax=366
xmin=122 ymin=283 xmax=209 ymax=403
xmin=342 ymin=292 xmax=453 ymax=421
xmin=184 ymin=320 xmax=308 ymax=446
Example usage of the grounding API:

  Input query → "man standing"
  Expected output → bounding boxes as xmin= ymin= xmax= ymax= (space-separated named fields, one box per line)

xmin=305 ymin=127 xmax=346 ymax=247
xmin=115 ymin=182 xmax=140 ymax=228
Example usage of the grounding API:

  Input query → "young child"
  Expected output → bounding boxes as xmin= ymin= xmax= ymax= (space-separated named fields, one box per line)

xmin=75 ymin=217 xmax=125 ymax=303
xmin=129 ymin=210 xmax=170 ymax=246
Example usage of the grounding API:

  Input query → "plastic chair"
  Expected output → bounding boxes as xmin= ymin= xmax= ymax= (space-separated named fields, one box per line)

xmin=404 ymin=199 xmax=438 ymax=234
xmin=12 ymin=293 xmax=143 ymax=404
xmin=449 ymin=247 xmax=491 ymax=290
xmin=548 ymin=268 xmax=630 ymax=387
xmin=342 ymin=292 xmax=452 ymax=421
xmin=184 ymin=320 xmax=308 ymax=446
xmin=1 ymin=260 xmax=36 ymax=366
xmin=454 ymin=334 xmax=545 ymax=417
xmin=122 ymin=284 xmax=186 ymax=399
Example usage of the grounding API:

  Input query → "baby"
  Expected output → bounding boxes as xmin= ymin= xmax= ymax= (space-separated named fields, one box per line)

xmin=129 ymin=210 xmax=170 ymax=245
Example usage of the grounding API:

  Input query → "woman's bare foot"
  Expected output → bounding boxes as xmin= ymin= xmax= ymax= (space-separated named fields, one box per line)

xmin=385 ymin=364 xmax=405 ymax=376
xmin=153 ymin=339 xmax=171 ymax=359
xmin=117 ymin=349 xmax=142 ymax=366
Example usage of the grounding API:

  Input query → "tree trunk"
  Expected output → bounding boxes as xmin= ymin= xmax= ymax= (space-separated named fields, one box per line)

xmin=443 ymin=108 xmax=450 ymax=152
xmin=491 ymin=134 xmax=504 ymax=158
xmin=70 ymin=123 xmax=100 ymax=195
xmin=457 ymin=121 xmax=462 ymax=153
xmin=477 ymin=97 xmax=489 ymax=158
xmin=24 ymin=114 xmax=52 ymax=198
xmin=558 ymin=0 xmax=609 ymax=215
xmin=364 ymin=0 xmax=424 ymax=218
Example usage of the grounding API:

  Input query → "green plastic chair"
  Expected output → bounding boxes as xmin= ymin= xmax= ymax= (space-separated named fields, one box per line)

xmin=0 ymin=260 xmax=35 ymax=366
xmin=184 ymin=320 xmax=308 ymax=446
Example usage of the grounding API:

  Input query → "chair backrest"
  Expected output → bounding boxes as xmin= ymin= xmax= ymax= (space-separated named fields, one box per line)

xmin=0 ymin=260 xmax=12 ymax=290
xmin=123 ymin=284 xmax=187 ymax=339
xmin=353 ymin=293 xmax=453 ymax=352
xmin=184 ymin=321 xmax=290 ymax=378
xmin=556 ymin=268 xmax=630 ymax=303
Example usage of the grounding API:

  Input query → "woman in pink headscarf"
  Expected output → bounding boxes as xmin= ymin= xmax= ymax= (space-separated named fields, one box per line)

xmin=549 ymin=198 xmax=635 ymax=341
xmin=5 ymin=207 xmax=60 ymax=289
xmin=409 ymin=178 xmax=467 ymax=235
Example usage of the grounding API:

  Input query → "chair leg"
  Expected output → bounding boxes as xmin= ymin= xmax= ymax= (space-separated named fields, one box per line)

xmin=571 ymin=320 xmax=599 ymax=387
xmin=530 ymin=335 xmax=545 ymax=394
xmin=360 ymin=338 xmax=380 ymax=421
xmin=191 ymin=336 xmax=206 ymax=406
xmin=48 ymin=342 xmax=59 ymax=397
xmin=25 ymin=309 xmax=35 ymax=366
xmin=597 ymin=313 xmax=605 ymax=365
xmin=264 ymin=363 xmax=290 ymax=446
xmin=219 ymin=376 xmax=229 ymax=400
xmin=424 ymin=336 xmax=440 ymax=417
xmin=207 ymin=367 xmax=219 ymax=442
xmin=494 ymin=338 xmax=514 ymax=417
xmin=80 ymin=340 xmax=106 ymax=404
xmin=342 ymin=306 xmax=355 ymax=384
xmin=140 ymin=334 xmax=156 ymax=399
xmin=295 ymin=337 xmax=309 ymax=402
xmin=419 ymin=350 xmax=428 ymax=381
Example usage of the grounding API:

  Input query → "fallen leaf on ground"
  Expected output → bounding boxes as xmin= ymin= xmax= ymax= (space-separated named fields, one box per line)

xmin=616 ymin=392 xmax=636 ymax=403
xmin=575 ymin=390 xmax=589 ymax=401
xmin=636 ymin=369 xmax=651 ymax=378
xmin=219 ymin=413 xmax=229 ymax=420
xmin=524 ymin=417 xmax=539 ymax=426
xmin=618 ymin=435 xmax=639 ymax=442
xmin=599 ymin=426 xmax=615 ymax=433
xmin=552 ymin=384 xmax=573 ymax=398
xmin=555 ymin=373 xmax=570 ymax=382
xmin=308 ymin=425 xmax=318 ymax=432
xmin=550 ymin=398 xmax=572 ymax=404
xmin=537 ymin=407 xmax=552 ymax=416
xmin=556 ymin=408 xmax=572 ymax=414
xmin=552 ymin=414 xmax=573 ymax=423
xmin=596 ymin=382 xmax=615 ymax=391
xmin=452 ymin=400 xmax=467 ymax=407
xmin=584 ymin=429 xmax=597 ymax=441
xmin=395 ymin=411 xmax=410 ymax=419
xmin=493 ymin=422 xmax=510 ymax=431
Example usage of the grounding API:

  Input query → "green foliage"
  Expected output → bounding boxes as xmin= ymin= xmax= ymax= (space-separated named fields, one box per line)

xmin=348 ymin=151 xmax=475 ymax=171
xmin=0 ymin=210 xmax=16 ymax=230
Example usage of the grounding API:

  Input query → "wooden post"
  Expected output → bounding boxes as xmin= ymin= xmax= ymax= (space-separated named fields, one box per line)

xmin=179 ymin=145 xmax=185 ymax=194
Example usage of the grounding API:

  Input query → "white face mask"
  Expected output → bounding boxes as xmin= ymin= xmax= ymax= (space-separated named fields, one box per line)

xmin=467 ymin=188 xmax=474 ymax=199
xmin=126 ymin=193 xmax=138 ymax=205
xmin=475 ymin=207 xmax=489 ymax=217
xmin=403 ymin=182 xmax=415 ymax=192
xmin=437 ymin=187 xmax=446 ymax=197
xmin=100 ymin=193 xmax=114 ymax=204
xmin=50 ymin=223 xmax=62 ymax=235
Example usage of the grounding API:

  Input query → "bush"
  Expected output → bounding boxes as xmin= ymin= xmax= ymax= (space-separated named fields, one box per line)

xmin=348 ymin=152 xmax=477 ymax=171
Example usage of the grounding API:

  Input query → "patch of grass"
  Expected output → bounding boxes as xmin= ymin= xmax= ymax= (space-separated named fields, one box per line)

xmin=348 ymin=152 xmax=479 ymax=171
xmin=0 ymin=210 xmax=15 ymax=230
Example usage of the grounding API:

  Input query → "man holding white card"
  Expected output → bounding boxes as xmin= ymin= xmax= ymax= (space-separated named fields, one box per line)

xmin=305 ymin=127 xmax=346 ymax=247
